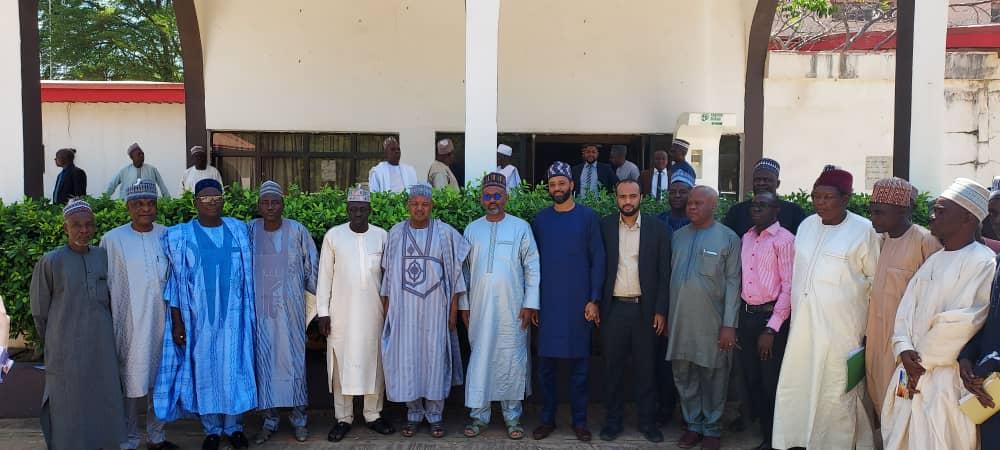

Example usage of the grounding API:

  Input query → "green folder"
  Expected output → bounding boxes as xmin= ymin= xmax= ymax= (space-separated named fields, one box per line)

xmin=846 ymin=346 xmax=866 ymax=393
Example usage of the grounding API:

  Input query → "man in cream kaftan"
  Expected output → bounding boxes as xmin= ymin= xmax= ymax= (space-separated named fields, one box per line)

xmin=316 ymin=187 xmax=395 ymax=442
xmin=881 ymin=178 xmax=995 ymax=450
xmin=771 ymin=211 xmax=880 ymax=449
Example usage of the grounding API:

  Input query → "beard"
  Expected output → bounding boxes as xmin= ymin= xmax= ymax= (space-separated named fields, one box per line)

xmin=550 ymin=190 xmax=570 ymax=204
xmin=619 ymin=205 xmax=639 ymax=216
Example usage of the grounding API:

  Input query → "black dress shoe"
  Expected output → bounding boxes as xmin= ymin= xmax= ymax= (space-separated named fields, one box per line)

xmin=227 ymin=431 xmax=249 ymax=450
xmin=367 ymin=417 xmax=395 ymax=435
xmin=640 ymin=426 xmax=664 ymax=443
xmin=147 ymin=441 xmax=180 ymax=450
xmin=753 ymin=440 xmax=775 ymax=450
xmin=599 ymin=425 xmax=622 ymax=441
xmin=202 ymin=434 xmax=221 ymax=450
xmin=328 ymin=421 xmax=352 ymax=442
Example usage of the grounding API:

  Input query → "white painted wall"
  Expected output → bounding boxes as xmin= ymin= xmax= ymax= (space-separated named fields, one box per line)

xmin=764 ymin=51 xmax=1000 ymax=195
xmin=194 ymin=0 xmax=755 ymax=180
xmin=0 ymin=2 xmax=25 ymax=204
xmin=41 ymin=102 xmax=187 ymax=197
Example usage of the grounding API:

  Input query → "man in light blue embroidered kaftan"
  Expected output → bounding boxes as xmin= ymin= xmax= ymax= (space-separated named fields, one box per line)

xmin=459 ymin=172 xmax=540 ymax=440
xmin=381 ymin=183 xmax=470 ymax=439
xmin=153 ymin=179 xmax=256 ymax=450
xmin=249 ymin=181 xmax=318 ymax=444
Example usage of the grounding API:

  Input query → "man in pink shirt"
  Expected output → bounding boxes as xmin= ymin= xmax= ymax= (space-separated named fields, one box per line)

xmin=737 ymin=191 xmax=793 ymax=450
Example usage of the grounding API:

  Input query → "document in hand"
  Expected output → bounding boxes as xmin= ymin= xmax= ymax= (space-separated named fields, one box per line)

xmin=846 ymin=346 xmax=865 ymax=393
xmin=959 ymin=373 xmax=1000 ymax=425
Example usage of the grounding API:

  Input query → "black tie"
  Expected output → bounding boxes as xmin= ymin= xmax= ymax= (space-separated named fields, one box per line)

xmin=655 ymin=170 xmax=663 ymax=200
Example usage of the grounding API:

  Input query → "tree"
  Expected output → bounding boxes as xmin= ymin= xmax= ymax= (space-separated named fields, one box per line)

xmin=771 ymin=0 xmax=897 ymax=51
xmin=39 ymin=0 xmax=182 ymax=81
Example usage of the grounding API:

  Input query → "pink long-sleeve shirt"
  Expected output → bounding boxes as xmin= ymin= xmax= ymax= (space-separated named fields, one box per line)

xmin=740 ymin=221 xmax=794 ymax=331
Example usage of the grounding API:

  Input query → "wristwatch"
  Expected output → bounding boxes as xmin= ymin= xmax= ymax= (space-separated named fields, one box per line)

xmin=762 ymin=327 xmax=777 ymax=335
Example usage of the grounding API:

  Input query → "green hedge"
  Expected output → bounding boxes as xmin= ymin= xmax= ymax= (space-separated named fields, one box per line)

xmin=0 ymin=184 xmax=930 ymax=348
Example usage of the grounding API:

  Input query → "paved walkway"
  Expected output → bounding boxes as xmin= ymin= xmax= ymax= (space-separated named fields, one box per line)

xmin=0 ymin=404 xmax=763 ymax=449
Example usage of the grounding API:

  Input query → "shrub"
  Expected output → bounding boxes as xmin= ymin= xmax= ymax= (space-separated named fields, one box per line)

xmin=0 ymin=184 xmax=930 ymax=348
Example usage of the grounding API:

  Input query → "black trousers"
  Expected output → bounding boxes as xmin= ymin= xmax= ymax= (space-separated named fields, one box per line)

xmin=602 ymin=302 xmax=657 ymax=428
xmin=736 ymin=306 xmax=788 ymax=443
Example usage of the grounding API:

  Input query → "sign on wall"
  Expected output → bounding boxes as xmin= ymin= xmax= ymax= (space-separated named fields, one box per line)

xmin=865 ymin=156 xmax=892 ymax=190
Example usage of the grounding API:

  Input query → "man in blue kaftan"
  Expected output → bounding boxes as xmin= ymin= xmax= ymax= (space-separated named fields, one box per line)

xmin=249 ymin=181 xmax=318 ymax=444
xmin=380 ymin=183 xmax=469 ymax=439
xmin=460 ymin=173 xmax=540 ymax=440
xmin=153 ymin=179 xmax=256 ymax=450
xmin=531 ymin=161 xmax=606 ymax=443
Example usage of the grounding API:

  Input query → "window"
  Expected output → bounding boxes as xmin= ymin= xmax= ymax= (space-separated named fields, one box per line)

xmin=209 ymin=131 xmax=396 ymax=191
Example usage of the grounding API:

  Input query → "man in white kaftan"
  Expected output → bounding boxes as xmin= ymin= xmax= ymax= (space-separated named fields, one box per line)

xmin=100 ymin=179 xmax=174 ymax=450
xmin=772 ymin=168 xmax=881 ymax=450
xmin=316 ymin=187 xmax=395 ymax=442
xmin=460 ymin=173 xmax=540 ymax=438
xmin=881 ymin=178 xmax=996 ymax=450
xmin=368 ymin=137 xmax=417 ymax=193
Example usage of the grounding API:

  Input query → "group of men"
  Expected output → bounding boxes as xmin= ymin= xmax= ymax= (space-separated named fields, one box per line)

xmin=26 ymin=137 xmax=1000 ymax=450
xmin=51 ymin=143 xmax=224 ymax=204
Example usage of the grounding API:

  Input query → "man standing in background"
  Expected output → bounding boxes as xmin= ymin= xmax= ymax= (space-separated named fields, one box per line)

xmin=369 ymin=137 xmax=418 ymax=193
xmin=180 ymin=146 xmax=223 ymax=194
xmin=428 ymin=139 xmax=460 ymax=190
xmin=105 ymin=143 xmax=171 ymax=198
xmin=609 ymin=145 xmax=639 ymax=182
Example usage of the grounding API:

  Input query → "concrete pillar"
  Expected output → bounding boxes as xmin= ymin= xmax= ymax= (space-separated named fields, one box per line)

xmin=906 ymin=0 xmax=949 ymax=194
xmin=1 ymin=1 xmax=25 ymax=202
xmin=464 ymin=0 xmax=500 ymax=185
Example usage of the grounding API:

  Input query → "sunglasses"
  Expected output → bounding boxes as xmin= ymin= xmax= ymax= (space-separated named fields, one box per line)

xmin=196 ymin=195 xmax=224 ymax=205
xmin=482 ymin=193 xmax=504 ymax=201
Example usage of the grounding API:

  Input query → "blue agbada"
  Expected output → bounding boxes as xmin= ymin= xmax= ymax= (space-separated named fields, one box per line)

xmin=380 ymin=219 xmax=469 ymax=402
xmin=249 ymin=219 xmax=318 ymax=410
xmin=154 ymin=218 xmax=257 ymax=421
xmin=461 ymin=215 xmax=540 ymax=408
xmin=532 ymin=204 xmax=605 ymax=358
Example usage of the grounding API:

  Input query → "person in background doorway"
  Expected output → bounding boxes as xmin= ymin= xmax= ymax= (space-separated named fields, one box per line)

xmin=667 ymin=139 xmax=697 ymax=180
xmin=640 ymin=150 xmax=670 ymax=200
xmin=52 ymin=147 xmax=87 ymax=204
xmin=737 ymin=191 xmax=794 ymax=450
xmin=865 ymin=177 xmax=940 ymax=421
xmin=428 ymin=139 xmax=460 ymax=190
xmin=772 ymin=168 xmax=880 ymax=450
xmin=496 ymin=144 xmax=522 ymax=192
xmin=609 ymin=145 xmax=639 ymax=182
xmin=572 ymin=144 xmax=617 ymax=197
xmin=881 ymin=178 xmax=994 ymax=450
xmin=380 ymin=184 xmax=468 ymax=439
xmin=460 ymin=172 xmax=539 ymax=441
xmin=369 ymin=137 xmax=418 ymax=193
xmin=31 ymin=200 xmax=126 ymax=450
xmin=658 ymin=170 xmax=695 ymax=233
xmin=106 ymin=143 xmax=171 ymax=199
xmin=154 ymin=179 xmax=257 ymax=450
xmin=316 ymin=187 xmax=395 ymax=442
xmin=597 ymin=179 xmax=670 ymax=443
xmin=666 ymin=186 xmax=741 ymax=450
xmin=722 ymin=158 xmax=807 ymax=236
xmin=179 ymin=146 xmax=223 ymax=194
xmin=249 ymin=181 xmax=318 ymax=444
xmin=100 ymin=180 xmax=177 ymax=450
xmin=531 ymin=161 xmax=606 ymax=443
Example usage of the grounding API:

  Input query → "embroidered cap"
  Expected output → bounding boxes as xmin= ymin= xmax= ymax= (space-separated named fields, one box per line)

xmin=547 ymin=161 xmax=572 ymax=180
xmin=125 ymin=179 xmax=158 ymax=202
xmin=259 ymin=180 xmax=283 ymax=198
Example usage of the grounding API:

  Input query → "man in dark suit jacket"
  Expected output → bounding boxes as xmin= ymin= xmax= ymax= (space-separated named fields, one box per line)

xmin=572 ymin=144 xmax=617 ymax=197
xmin=596 ymin=179 xmax=671 ymax=443
xmin=53 ymin=148 xmax=88 ymax=204
xmin=722 ymin=158 xmax=807 ymax=236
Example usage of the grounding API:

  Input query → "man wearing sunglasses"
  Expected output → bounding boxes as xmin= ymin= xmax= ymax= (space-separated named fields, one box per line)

xmin=154 ymin=179 xmax=257 ymax=450
xmin=459 ymin=172 xmax=540 ymax=440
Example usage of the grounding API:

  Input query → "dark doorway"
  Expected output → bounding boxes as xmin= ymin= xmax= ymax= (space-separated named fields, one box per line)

xmin=718 ymin=134 xmax=743 ymax=199
xmin=531 ymin=134 xmax=654 ymax=186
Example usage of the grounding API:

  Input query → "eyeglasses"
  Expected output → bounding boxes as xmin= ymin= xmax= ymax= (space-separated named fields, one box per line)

xmin=482 ymin=193 xmax=504 ymax=201
xmin=196 ymin=195 xmax=223 ymax=205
